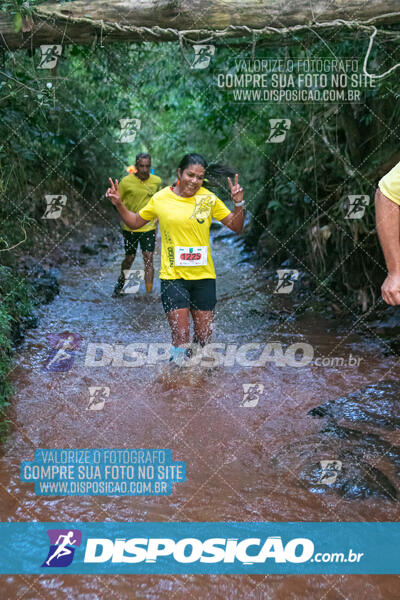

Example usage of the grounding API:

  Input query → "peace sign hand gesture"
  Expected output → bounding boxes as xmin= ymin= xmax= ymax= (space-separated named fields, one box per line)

xmin=227 ymin=173 xmax=244 ymax=204
xmin=106 ymin=178 xmax=122 ymax=206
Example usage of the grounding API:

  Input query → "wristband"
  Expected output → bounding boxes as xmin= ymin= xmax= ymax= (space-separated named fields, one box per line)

xmin=234 ymin=200 xmax=245 ymax=207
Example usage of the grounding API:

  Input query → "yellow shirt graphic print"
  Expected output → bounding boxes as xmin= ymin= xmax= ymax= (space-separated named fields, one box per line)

xmin=190 ymin=194 xmax=216 ymax=223
xmin=139 ymin=186 xmax=231 ymax=280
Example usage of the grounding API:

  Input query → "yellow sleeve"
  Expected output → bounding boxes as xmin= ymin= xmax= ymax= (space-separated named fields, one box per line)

xmin=139 ymin=196 xmax=157 ymax=221
xmin=212 ymin=196 xmax=231 ymax=221
xmin=379 ymin=161 xmax=400 ymax=205
xmin=118 ymin=179 xmax=127 ymax=201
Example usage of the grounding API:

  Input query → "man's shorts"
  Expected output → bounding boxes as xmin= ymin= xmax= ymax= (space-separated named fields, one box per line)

xmin=122 ymin=229 xmax=156 ymax=254
xmin=160 ymin=278 xmax=216 ymax=313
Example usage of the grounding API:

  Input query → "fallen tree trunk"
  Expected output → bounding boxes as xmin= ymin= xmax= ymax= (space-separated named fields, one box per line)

xmin=1 ymin=0 xmax=400 ymax=50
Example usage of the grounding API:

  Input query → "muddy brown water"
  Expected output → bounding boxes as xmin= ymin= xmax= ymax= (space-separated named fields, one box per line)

xmin=1 ymin=231 xmax=399 ymax=599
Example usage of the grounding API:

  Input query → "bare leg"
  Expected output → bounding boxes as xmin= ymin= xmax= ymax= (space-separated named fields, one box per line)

xmin=191 ymin=309 xmax=215 ymax=346
xmin=121 ymin=253 xmax=135 ymax=275
xmin=166 ymin=308 xmax=191 ymax=346
xmin=113 ymin=254 xmax=135 ymax=296
xmin=142 ymin=250 xmax=154 ymax=293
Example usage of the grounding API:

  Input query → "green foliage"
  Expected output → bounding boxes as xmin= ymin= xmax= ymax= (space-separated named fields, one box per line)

xmin=0 ymin=0 xmax=44 ymax=11
xmin=0 ymin=265 xmax=34 ymax=441
xmin=0 ymin=0 xmax=44 ymax=17
xmin=0 ymin=43 xmax=133 ymax=250
xmin=13 ymin=12 xmax=22 ymax=33
xmin=1 ymin=28 xmax=400 ymax=314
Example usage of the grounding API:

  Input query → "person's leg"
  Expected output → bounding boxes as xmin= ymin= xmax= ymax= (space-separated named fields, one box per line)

xmin=189 ymin=279 xmax=217 ymax=345
xmin=142 ymin=251 xmax=154 ymax=293
xmin=166 ymin=308 xmax=191 ymax=346
xmin=161 ymin=279 xmax=191 ymax=364
xmin=139 ymin=230 xmax=156 ymax=293
xmin=190 ymin=309 xmax=215 ymax=346
xmin=113 ymin=254 xmax=135 ymax=296
xmin=166 ymin=309 xmax=191 ymax=366
xmin=113 ymin=231 xmax=138 ymax=296
xmin=122 ymin=254 xmax=135 ymax=274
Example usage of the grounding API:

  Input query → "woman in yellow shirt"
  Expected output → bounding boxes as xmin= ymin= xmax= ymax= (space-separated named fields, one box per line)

xmin=106 ymin=153 xmax=245 ymax=364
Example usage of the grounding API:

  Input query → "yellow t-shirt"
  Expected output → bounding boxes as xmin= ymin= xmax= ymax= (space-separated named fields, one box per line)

xmin=119 ymin=173 xmax=162 ymax=232
xmin=139 ymin=186 xmax=231 ymax=280
xmin=379 ymin=161 xmax=400 ymax=205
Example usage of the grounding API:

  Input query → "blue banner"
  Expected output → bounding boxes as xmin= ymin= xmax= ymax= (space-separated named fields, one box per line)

xmin=0 ymin=522 xmax=399 ymax=574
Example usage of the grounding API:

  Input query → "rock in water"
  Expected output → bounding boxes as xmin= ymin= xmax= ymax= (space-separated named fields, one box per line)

xmin=308 ymin=379 xmax=400 ymax=430
xmin=20 ymin=258 xmax=60 ymax=304
xmin=272 ymin=381 xmax=400 ymax=501
xmin=299 ymin=454 xmax=397 ymax=500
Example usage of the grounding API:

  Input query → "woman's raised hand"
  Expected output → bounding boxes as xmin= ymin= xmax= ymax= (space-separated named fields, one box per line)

xmin=227 ymin=173 xmax=243 ymax=204
xmin=106 ymin=178 xmax=122 ymax=206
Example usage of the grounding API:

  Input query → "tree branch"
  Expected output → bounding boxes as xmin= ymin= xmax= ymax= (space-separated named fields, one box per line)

xmin=1 ymin=1 xmax=400 ymax=49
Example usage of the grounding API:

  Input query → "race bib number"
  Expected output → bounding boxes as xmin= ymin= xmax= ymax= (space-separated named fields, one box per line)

xmin=174 ymin=246 xmax=208 ymax=266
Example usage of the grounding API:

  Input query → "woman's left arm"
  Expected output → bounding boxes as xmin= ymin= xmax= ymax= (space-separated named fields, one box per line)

xmin=221 ymin=173 xmax=245 ymax=233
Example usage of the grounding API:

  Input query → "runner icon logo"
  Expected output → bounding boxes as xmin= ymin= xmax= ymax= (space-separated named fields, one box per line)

xmin=122 ymin=269 xmax=144 ymax=294
xmin=345 ymin=195 xmax=370 ymax=219
xmin=275 ymin=269 xmax=299 ymax=294
xmin=42 ymin=195 xmax=67 ymax=219
xmin=87 ymin=386 xmax=110 ymax=411
xmin=118 ymin=118 xmax=141 ymax=143
xmin=43 ymin=332 xmax=82 ymax=372
xmin=38 ymin=45 xmax=62 ymax=69
xmin=318 ymin=460 xmax=342 ymax=485
xmin=42 ymin=529 xmax=82 ymax=568
xmin=241 ymin=383 xmax=264 ymax=407
xmin=267 ymin=119 xmax=291 ymax=143
xmin=191 ymin=45 xmax=215 ymax=69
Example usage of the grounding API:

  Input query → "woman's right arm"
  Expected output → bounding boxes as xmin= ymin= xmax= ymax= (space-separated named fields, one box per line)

xmin=106 ymin=178 xmax=149 ymax=230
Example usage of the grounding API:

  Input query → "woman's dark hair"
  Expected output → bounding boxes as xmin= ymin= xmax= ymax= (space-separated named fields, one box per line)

xmin=178 ymin=153 xmax=235 ymax=190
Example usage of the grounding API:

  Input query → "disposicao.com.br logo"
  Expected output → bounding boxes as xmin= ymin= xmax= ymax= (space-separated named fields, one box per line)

xmin=83 ymin=535 xmax=314 ymax=564
xmin=0 ymin=522 xmax=382 ymax=574
xmin=84 ymin=341 xmax=314 ymax=368
xmin=81 ymin=536 xmax=364 ymax=565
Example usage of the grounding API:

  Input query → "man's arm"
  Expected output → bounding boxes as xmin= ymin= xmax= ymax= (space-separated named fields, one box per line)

xmin=375 ymin=188 xmax=400 ymax=305
xmin=106 ymin=178 xmax=149 ymax=230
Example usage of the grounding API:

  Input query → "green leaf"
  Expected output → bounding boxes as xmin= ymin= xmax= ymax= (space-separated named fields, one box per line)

xmin=13 ymin=12 xmax=22 ymax=33
xmin=267 ymin=199 xmax=281 ymax=210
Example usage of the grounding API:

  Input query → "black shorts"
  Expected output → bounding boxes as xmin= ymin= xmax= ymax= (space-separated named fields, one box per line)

xmin=160 ymin=278 xmax=216 ymax=313
xmin=122 ymin=229 xmax=156 ymax=254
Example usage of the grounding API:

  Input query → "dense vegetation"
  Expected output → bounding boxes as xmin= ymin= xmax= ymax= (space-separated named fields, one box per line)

xmin=1 ymin=8 xmax=400 ymax=435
